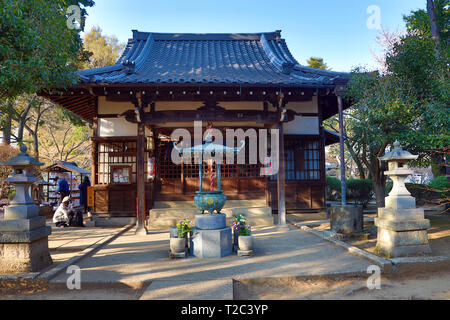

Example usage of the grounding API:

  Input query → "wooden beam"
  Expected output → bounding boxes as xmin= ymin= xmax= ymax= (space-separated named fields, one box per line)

xmin=92 ymin=98 xmax=98 ymax=185
xmin=277 ymin=122 xmax=288 ymax=230
xmin=337 ymin=95 xmax=347 ymax=205
xmin=136 ymin=122 xmax=147 ymax=234
xmin=122 ymin=109 xmax=290 ymax=124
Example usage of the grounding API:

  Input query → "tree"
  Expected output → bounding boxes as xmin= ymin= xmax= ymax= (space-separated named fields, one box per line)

xmin=0 ymin=0 xmax=95 ymax=145
xmin=0 ymin=0 xmax=94 ymax=98
xmin=404 ymin=0 xmax=449 ymax=45
xmin=369 ymin=28 xmax=402 ymax=73
xmin=427 ymin=0 xmax=442 ymax=45
xmin=1 ymin=95 xmax=53 ymax=158
xmin=306 ymin=57 xmax=328 ymax=70
xmin=341 ymin=0 xmax=449 ymax=207
xmin=36 ymin=107 xmax=91 ymax=169
xmin=81 ymin=26 xmax=124 ymax=69
xmin=325 ymin=111 xmax=368 ymax=180
xmin=0 ymin=144 xmax=19 ymax=200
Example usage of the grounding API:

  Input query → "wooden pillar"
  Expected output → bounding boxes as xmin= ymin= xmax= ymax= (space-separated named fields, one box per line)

xmin=337 ymin=95 xmax=347 ymax=205
xmin=136 ymin=122 xmax=147 ymax=234
xmin=277 ymin=122 xmax=288 ymax=230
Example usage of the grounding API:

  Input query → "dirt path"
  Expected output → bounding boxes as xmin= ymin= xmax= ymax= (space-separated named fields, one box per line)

xmin=234 ymin=271 xmax=450 ymax=300
xmin=3 ymin=270 xmax=448 ymax=300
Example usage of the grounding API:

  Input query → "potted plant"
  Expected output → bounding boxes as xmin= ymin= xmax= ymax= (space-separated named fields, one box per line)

xmin=170 ymin=219 xmax=192 ymax=254
xmin=232 ymin=214 xmax=244 ymax=247
xmin=232 ymin=215 xmax=253 ymax=251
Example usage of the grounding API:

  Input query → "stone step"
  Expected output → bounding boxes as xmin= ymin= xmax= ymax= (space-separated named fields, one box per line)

xmin=139 ymin=279 xmax=233 ymax=300
xmin=153 ymin=199 xmax=267 ymax=209
xmin=149 ymin=205 xmax=274 ymax=229
xmin=92 ymin=217 xmax=137 ymax=227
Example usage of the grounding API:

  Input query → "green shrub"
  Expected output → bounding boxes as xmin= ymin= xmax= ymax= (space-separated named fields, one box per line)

xmin=326 ymin=176 xmax=341 ymax=201
xmin=346 ymin=179 xmax=374 ymax=206
xmin=428 ymin=175 xmax=450 ymax=191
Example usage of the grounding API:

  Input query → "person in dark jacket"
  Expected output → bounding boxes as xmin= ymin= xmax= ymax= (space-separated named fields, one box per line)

xmin=78 ymin=176 xmax=91 ymax=214
xmin=56 ymin=175 xmax=70 ymax=205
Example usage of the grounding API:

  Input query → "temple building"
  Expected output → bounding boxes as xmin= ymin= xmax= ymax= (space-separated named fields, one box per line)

xmin=41 ymin=30 xmax=349 ymax=229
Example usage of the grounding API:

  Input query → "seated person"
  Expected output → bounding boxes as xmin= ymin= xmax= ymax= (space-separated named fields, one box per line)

xmin=53 ymin=196 xmax=71 ymax=227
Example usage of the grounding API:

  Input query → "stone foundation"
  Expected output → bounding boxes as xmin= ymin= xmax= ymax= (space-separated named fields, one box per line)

xmin=329 ymin=205 xmax=363 ymax=234
xmin=191 ymin=227 xmax=232 ymax=258
xmin=0 ymin=237 xmax=53 ymax=273
xmin=375 ymin=210 xmax=431 ymax=258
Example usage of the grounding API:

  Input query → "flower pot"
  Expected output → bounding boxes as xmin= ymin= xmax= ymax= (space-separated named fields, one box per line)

xmin=238 ymin=235 xmax=254 ymax=251
xmin=170 ymin=237 xmax=186 ymax=254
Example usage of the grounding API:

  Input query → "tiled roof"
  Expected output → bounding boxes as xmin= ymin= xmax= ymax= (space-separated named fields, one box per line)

xmin=78 ymin=31 xmax=348 ymax=87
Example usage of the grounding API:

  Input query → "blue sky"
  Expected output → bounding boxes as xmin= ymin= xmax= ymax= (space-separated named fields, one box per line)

xmin=83 ymin=0 xmax=426 ymax=72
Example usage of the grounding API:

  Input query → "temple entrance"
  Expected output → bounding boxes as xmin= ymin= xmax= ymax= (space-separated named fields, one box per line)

xmin=155 ymin=136 xmax=267 ymax=201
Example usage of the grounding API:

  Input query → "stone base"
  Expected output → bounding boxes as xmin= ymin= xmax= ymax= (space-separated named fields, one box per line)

xmin=376 ymin=242 xmax=431 ymax=258
xmin=4 ymin=205 xmax=39 ymax=220
xmin=169 ymin=249 xmax=188 ymax=259
xmin=195 ymin=214 xmax=226 ymax=230
xmin=0 ymin=226 xmax=51 ymax=243
xmin=191 ymin=227 xmax=232 ymax=258
xmin=378 ymin=207 xmax=425 ymax=221
xmin=85 ymin=220 xmax=96 ymax=227
xmin=237 ymin=249 xmax=254 ymax=257
xmin=385 ymin=195 xmax=416 ymax=210
xmin=375 ymin=217 xmax=431 ymax=258
xmin=0 ymin=216 xmax=46 ymax=232
xmin=0 ymin=237 xmax=53 ymax=273
xmin=329 ymin=205 xmax=363 ymax=234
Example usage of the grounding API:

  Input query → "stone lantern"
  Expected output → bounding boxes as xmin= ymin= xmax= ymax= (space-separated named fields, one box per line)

xmin=375 ymin=141 xmax=431 ymax=257
xmin=0 ymin=145 xmax=52 ymax=273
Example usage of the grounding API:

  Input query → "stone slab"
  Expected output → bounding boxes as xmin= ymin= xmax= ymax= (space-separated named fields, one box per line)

xmin=377 ymin=207 xmax=425 ymax=221
xmin=84 ymin=220 xmax=96 ymax=227
xmin=0 ymin=226 xmax=51 ymax=243
xmin=385 ymin=195 xmax=416 ymax=210
xmin=191 ymin=227 xmax=232 ymax=258
xmin=169 ymin=250 xmax=187 ymax=259
xmin=140 ymin=279 xmax=233 ymax=300
xmin=0 ymin=216 xmax=46 ymax=232
xmin=195 ymin=214 xmax=226 ymax=230
xmin=4 ymin=205 xmax=39 ymax=220
xmin=149 ymin=205 xmax=274 ymax=228
xmin=153 ymin=199 xmax=266 ymax=209
xmin=374 ymin=218 xmax=430 ymax=231
xmin=93 ymin=217 xmax=137 ymax=227
xmin=0 ymin=237 xmax=53 ymax=273
xmin=237 ymin=249 xmax=254 ymax=257
xmin=376 ymin=243 xmax=432 ymax=258
xmin=391 ymin=256 xmax=450 ymax=274
xmin=377 ymin=228 xmax=430 ymax=247
xmin=222 ymin=206 xmax=272 ymax=217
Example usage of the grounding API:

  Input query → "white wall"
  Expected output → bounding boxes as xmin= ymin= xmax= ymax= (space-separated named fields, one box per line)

xmin=283 ymin=116 xmax=319 ymax=135
xmin=98 ymin=118 xmax=137 ymax=137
